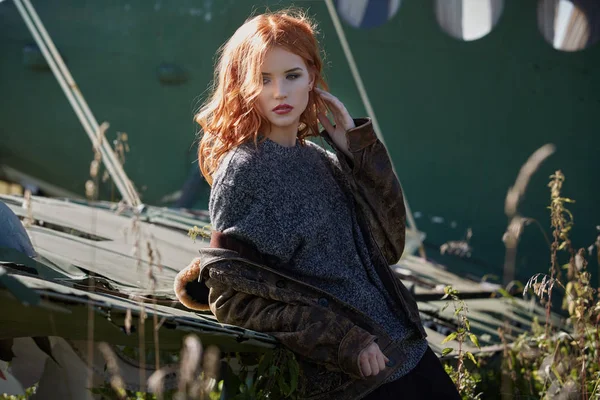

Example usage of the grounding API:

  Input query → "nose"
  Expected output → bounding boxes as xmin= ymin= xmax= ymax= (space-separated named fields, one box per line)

xmin=273 ymin=78 xmax=288 ymax=99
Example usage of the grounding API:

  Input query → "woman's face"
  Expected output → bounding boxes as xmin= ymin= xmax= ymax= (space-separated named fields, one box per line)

xmin=256 ymin=46 xmax=314 ymax=137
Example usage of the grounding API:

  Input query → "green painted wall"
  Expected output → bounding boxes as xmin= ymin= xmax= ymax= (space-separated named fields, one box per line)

xmin=1 ymin=0 xmax=598 ymax=283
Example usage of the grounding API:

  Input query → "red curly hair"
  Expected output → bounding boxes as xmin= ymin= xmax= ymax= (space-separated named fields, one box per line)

xmin=196 ymin=9 xmax=329 ymax=185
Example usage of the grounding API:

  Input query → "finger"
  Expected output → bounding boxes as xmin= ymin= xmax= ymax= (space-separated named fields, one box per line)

xmin=320 ymin=99 xmax=343 ymax=127
xmin=369 ymin=356 xmax=380 ymax=376
xmin=376 ymin=351 xmax=386 ymax=371
xmin=322 ymin=93 xmax=345 ymax=113
xmin=318 ymin=112 xmax=335 ymax=132
xmin=315 ymin=88 xmax=336 ymax=113
xmin=316 ymin=88 xmax=341 ymax=106
xmin=330 ymin=109 xmax=351 ymax=132
xmin=320 ymin=95 xmax=341 ymax=116
xmin=361 ymin=358 xmax=372 ymax=377
xmin=316 ymin=90 xmax=339 ymax=110
xmin=320 ymin=95 xmax=353 ymax=130
xmin=318 ymin=112 xmax=335 ymax=134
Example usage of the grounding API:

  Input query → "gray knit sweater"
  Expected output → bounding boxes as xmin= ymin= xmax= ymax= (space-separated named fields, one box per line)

xmin=209 ymin=137 xmax=427 ymax=381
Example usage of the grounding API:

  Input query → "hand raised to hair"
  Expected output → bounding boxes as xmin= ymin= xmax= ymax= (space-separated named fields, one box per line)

xmin=358 ymin=342 xmax=389 ymax=378
xmin=316 ymin=88 xmax=355 ymax=158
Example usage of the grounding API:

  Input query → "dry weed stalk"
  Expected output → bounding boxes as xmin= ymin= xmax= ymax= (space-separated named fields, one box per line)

xmin=147 ymin=234 xmax=164 ymax=371
xmin=85 ymin=127 xmax=220 ymax=397
xmin=201 ymin=346 xmax=221 ymax=394
xmin=129 ymin=213 xmax=143 ymax=271
xmin=591 ymin=226 xmax=600 ymax=288
xmin=97 ymin=342 xmax=127 ymax=399
xmin=120 ymin=203 xmax=168 ymax=390
xmin=85 ymin=121 xmax=109 ymax=390
xmin=440 ymin=228 xmax=473 ymax=258
xmin=178 ymin=334 xmax=202 ymax=397
xmin=147 ymin=365 xmax=178 ymax=399
xmin=19 ymin=189 xmax=39 ymax=254
xmin=595 ymin=227 xmax=600 ymax=263
xmin=502 ymin=144 xmax=555 ymax=285
xmin=499 ymin=144 xmax=554 ymax=398
xmin=523 ymin=273 xmax=559 ymax=301
xmin=139 ymin=302 xmax=147 ymax=392
xmin=21 ymin=189 xmax=33 ymax=228
xmin=147 ymin=336 xmax=220 ymax=400
xmin=504 ymin=144 xmax=556 ymax=217
xmin=548 ymin=171 xmax=575 ymax=278
xmin=85 ymin=121 xmax=109 ymax=199
xmin=124 ymin=308 xmax=132 ymax=335
xmin=188 ymin=225 xmax=212 ymax=242
xmin=103 ymin=132 xmax=130 ymax=183
xmin=545 ymin=170 xmax=576 ymax=336
xmin=502 ymin=166 xmax=600 ymax=399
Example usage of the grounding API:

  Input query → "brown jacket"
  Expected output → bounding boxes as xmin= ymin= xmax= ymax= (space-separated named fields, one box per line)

xmin=174 ymin=119 xmax=426 ymax=399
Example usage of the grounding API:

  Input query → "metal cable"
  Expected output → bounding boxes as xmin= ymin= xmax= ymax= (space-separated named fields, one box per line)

xmin=323 ymin=0 xmax=420 ymax=236
xmin=14 ymin=0 xmax=141 ymax=207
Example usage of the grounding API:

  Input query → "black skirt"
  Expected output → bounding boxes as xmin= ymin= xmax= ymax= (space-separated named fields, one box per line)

xmin=362 ymin=347 xmax=462 ymax=400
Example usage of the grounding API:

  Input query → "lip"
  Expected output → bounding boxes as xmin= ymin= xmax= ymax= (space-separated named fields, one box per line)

xmin=272 ymin=104 xmax=293 ymax=114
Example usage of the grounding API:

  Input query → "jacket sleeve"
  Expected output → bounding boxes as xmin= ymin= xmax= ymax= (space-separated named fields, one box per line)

xmin=323 ymin=118 xmax=406 ymax=265
xmin=204 ymin=262 xmax=376 ymax=379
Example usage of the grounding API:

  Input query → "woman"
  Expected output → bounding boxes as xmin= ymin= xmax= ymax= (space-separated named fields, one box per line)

xmin=174 ymin=9 xmax=460 ymax=400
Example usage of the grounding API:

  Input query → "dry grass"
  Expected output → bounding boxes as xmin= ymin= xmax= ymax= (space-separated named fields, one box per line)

xmin=502 ymin=144 xmax=555 ymax=286
xmin=499 ymin=159 xmax=600 ymax=399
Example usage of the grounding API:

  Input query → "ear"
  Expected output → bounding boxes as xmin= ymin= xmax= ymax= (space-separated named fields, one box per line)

xmin=308 ymin=72 xmax=315 ymax=91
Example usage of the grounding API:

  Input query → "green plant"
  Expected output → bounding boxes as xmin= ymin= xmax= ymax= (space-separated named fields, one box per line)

xmin=188 ymin=225 xmax=211 ymax=243
xmin=89 ymin=386 xmax=160 ymax=400
xmin=440 ymin=285 xmax=483 ymax=399
xmin=223 ymin=348 xmax=300 ymax=400
xmin=0 ymin=385 xmax=37 ymax=400
xmin=500 ymin=170 xmax=600 ymax=399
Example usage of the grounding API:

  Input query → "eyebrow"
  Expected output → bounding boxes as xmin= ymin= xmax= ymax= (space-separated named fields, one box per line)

xmin=261 ymin=67 xmax=303 ymax=75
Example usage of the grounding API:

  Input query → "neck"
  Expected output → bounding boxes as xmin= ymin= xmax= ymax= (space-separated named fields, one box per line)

xmin=265 ymin=124 xmax=299 ymax=147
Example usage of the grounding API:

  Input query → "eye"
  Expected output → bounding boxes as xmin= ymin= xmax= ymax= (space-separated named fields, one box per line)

xmin=262 ymin=77 xmax=270 ymax=84
xmin=287 ymin=74 xmax=300 ymax=80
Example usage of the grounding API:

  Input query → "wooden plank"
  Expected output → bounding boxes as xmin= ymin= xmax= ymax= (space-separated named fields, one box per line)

xmin=0 ymin=275 xmax=276 ymax=352
xmin=419 ymin=296 xmax=565 ymax=352
xmin=1 ymin=195 xmax=205 ymax=255
xmin=28 ymin=227 xmax=178 ymax=294
xmin=2 ymin=194 xmax=131 ymax=242
xmin=396 ymin=254 xmax=500 ymax=296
